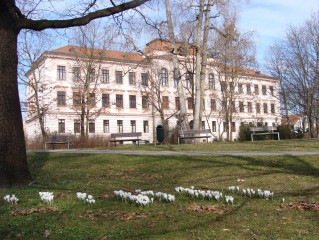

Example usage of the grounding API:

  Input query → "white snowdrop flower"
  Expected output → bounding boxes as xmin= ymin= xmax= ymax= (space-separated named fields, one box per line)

xmin=76 ymin=192 xmax=87 ymax=201
xmin=3 ymin=194 xmax=19 ymax=204
xmin=282 ymin=198 xmax=285 ymax=203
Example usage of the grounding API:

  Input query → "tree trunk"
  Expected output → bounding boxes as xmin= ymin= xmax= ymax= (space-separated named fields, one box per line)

xmin=0 ymin=14 xmax=32 ymax=185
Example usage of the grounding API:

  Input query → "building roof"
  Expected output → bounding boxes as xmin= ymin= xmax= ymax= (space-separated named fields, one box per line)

xmin=281 ymin=114 xmax=304 ymax=126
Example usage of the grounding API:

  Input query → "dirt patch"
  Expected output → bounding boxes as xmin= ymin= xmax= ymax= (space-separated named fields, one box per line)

xmin=11 ymin=207 xmax=58 ymax=216
xmin=280 ymin=201 xmax=319 ymax=211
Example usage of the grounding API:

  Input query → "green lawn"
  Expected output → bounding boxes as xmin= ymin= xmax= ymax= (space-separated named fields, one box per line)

xmin=104 ymin=139 xmax=319 ymax=152
xmin=1 ymin=150 xmax=319 ymax=239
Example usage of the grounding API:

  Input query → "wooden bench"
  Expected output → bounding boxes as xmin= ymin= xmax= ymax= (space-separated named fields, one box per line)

xmin=45 ymin=135 xmax=73 ymax=149
xmin=178 ymin=129 xmax=212 ymax=144
xmin=109 ymin=132 xmax=142 ymax=147
xmin=249 ymin=126 xmax=280 ymax=141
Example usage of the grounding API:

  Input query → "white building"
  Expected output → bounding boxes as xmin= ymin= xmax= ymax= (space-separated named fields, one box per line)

xmin=25 ymin=39 xmax=281 ymax=143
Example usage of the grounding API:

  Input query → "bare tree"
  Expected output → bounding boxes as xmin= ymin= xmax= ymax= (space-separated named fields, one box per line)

xmin=0 ymin=0 xmax=149 ymax=185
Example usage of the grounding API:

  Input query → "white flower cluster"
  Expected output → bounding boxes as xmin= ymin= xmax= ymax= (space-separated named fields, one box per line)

xmin=114 ymin=190 xmax=153 ymax=207
xmin=241 ymin=188 xmax=274 ymax=199
xmin=228 ymin=186 xmax=240 ymax=192
xmin=76 ymin=192 xmax=95 ymax=204
xmin=154 ymin=192 xmax=175 ymax=202
xmin=175 ymin=186 xmax=223 ymax=201
xmin=39 ymin=192 xmax=54 ymax=205
xmin=225 ymin=195 xmax=234 ymax=204
xmin=3 ymin=194 xmax=19 ymax=204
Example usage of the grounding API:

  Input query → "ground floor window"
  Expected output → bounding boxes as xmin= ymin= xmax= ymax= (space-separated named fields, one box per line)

xmin=103 ymin=120 xmax=109 ymax=133
xmin=117 ymin=120 xmax=123 ymax=133
xmin=74 ymin=119 xmax=80 ymax=133
xmin=131 ymin=120 xmax=136 ymax=133
xmin=89 ymin=120 xmax=95 ymax=133
xmin=212 ymin=121 xmax=216 ymax=132
xmin=143 ymin=121 xmax=149 ymax=133
xmin=58 ymin=119 xmax=65 ymax=133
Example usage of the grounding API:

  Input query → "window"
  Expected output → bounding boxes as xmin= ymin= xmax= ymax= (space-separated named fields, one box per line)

xmin=185 ymin=72 xmax=193 ymax=88
xmin=162 ymin=96 xmax=169 ymax=109
xmin=117 ymin=120 xmax=123 ymax=133
xmin=256 ymin=103 xmax=261 ymax=113
xmin=131 ymin=120 xmax=136 ymax=133
xmin=222 ymin=100 xmax=227 ymax=111
xmin=262 ymin=85 xmax=267 ymax=95
xmin=102 ymin=94 xmax=109 ymax=107
xmin=223 ymin=122 xmax=228 ymax=132
xmin=57 ymin=91 xmax=66 ymax=106
xmin=247 ymin=102 xmax=252 ymax=113
xmin=238 ymin=83 xmax=243 ymax=94
xmin=239 ymin=102 xmax=244 ymax=112
xmin=175 ymin=97 xmax=180 ymax=110
xmin=142 ymin=96 xmax=149 ymax=109
xmin=201 ymin=121 xmax=205 ymax=130
xmin=89 ymin=68 xmax=95 ymax=82
xmin=271 ymin=103 xmax=275 ymax=114
xmin=129 ymin=95 xmax=136 ymax=108
xmin=88 ymin=93 xmax=96 ymax=107
xmin=173 ymin=69 xmax=179 ymax=87
xmin=263 ymin=103 xmax=268 ymax=113
xmin=57 ymin=65 xmax=66 ymax=80
xmin=141 ymin=73 xmax=148 ymax=86
xmin=187 ymin=97 xmax=193 ymax=109
xmin=231 ymin=101 xmax=236 ymax=112
xmin=115 ymin=71 xmax=123 ymax=84
xmin=101 ymin=69 xmax=109 ymax=83
xmin=72 ymin=67 xmax=80 ymax=81
xmin=254 ymin=84 xmax=259 ymax=95
xmin=103 ymin=120 xmax=109 ymax=133
xmin=89 ymin=120 xmax=95 ymax=133
xmin=116 ymin=94 xmax=123 ymax=108
xmin=73 ymin=92 xmax=81 ymax=106
xmin=74 ymin=119 xmax=80 ymax=133
xmin=208 ymin=73 xmax=215 ymax=89
xmin=247 ymin=84 xmax=251 ymax=94
xmin=211 ymin=99 xmax=216 ymax=111
xmin=129 ymin=72 xmax=136 ymax=85
xmin=231 ymin=122 xmax=236 ymax=132
xmin=143 ymin=120 xmax=149 ymax=133
xmin=220 ymin=81 xmax=227 ymax=92
xmin=212 ymin=121 xmax=216 ymax=132
xmin=160 ymin=68 xmax=169 ymax=86
xmin=270 ymin=86 xmax=274 ymax=96
xmin=58 ymin=119 xmax=65 ymax=133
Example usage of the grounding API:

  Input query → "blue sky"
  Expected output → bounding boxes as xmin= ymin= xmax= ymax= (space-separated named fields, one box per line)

xmin=239 ymin=0 xmax=319 ymax=69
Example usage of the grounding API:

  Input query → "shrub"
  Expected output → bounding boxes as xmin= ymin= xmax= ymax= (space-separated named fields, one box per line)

xmin=238 ymin=124 xmax=251 ymax=141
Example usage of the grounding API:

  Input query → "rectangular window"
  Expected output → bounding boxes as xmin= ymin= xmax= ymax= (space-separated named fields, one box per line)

xmin=212 ymin=121 xmax=216 ymax=132
xmin=239 ymin=101 xmax=244 ymax=112
xmin=185 ymin=72 xmax=193 ymax=89
xmin=187 ymin=97 xmax=193 ymax=109
xmin=231 ymin=101 xmax=236 ymax=112
xmin=254 ymin=84 xmax=259 ymax=95
xmin=175 ymin=97 xmax=180 ymax=110
xmin=57 ymin=65 xmax=66 ymax=80
xmin=211 ymin=99 xmax=216 ymax=111
xmin=142 ymin=96 xmax=148 ymax=109
xmin=115 ymin=71 xmax=123 ymax=84
xmin=201 ymin=121 xmax=205 ymax=130
xmin=141 ymin=73 xmax=148 ymax=86
xmin=208 ymin=73 xmax=215 ymax=89
xmin=101 ymin=69 xmax=109 ymax=83
xmin=103 ymin=120 xmax=109 ymax=133
xmin=129 ymin=95 xmax=136 ymax=108
xmin=271 ymin=103 xmax=275 ymax=114
xmin=58 ymin=119 xmax=65 ymax=133
xmin=223 ymin=122 xmax=227 ymax=132
xmin=162 ymin=96 xmax=169 ymax=109
xmin=143 ymin=120 xmax=149 ymax=133
xmin=73 ymin=92 xmax=81 ymax=106
xmin=102 ymin=94 xmax=109 ymax=107
xmin=131 ymin=120 xmax=136 ymax=133
xmin=57 ymin=91 xmax=66 ymax=106
xmin=247 ymin=102 xmax=252 ymax=113
xmin=263 ymin=103 xmax=268 ymax=113
xmin=247 ymin=84 xmax=251 ymax=94
xmin=256 ymin=103 xmax=261 ymax=114
xmin=88 ymin=93 xmax=96 ymax=107
xmin=72 ymin=67 xmax=80 ymax=81
xmin=117 ymin=120 xmax=123 ymax=133
xmin=89 ymin=120 xmax=95 ymax=133
xmin=116 ymin=94 xmax=123 ymax=108
xmin=270 ymin=86 xmax=274 ymax=96
xmin=231 ymin=122 xmax=236 ymax=132
xmin=262 ymin=85 xmax=267 ymax=95
xmin=129 ymin=72 xmax=136 ymax=85
xmin=160 ymin=68 xmax=169 ymax=86
xmin=222 ymin=100 xmax=227 ymax=111
xmin=89 ymin=68 xmax=95 ymax=82
xmin=220 ymin=81 xmax=227 ymax=92
xmin=74 ymin=119 xmax=80 ymax=133
xmin=173 ymin=70 xmax=179 ymax=87
xmin=238 ymin=83 xmax=243 ymax=94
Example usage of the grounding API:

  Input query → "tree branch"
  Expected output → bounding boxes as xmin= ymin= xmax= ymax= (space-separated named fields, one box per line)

xmin=19 ymin=0 xmax=150 ymax=31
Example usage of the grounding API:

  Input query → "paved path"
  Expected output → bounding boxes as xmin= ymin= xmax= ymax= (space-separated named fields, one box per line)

xmin=33 ymin=149 xmax=319 ymax=156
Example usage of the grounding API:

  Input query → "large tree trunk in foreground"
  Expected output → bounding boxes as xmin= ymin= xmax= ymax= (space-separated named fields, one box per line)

xmin=0 ymin=15 xmax=32 ymax=185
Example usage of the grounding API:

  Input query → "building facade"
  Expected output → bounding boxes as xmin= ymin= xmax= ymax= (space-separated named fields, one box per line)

xmin=25 ymin=39 xmax=281 ymax=143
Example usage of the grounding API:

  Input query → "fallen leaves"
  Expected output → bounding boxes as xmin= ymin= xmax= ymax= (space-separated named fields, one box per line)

xmin=186 ymin=203 xmax=227 ymax=215
xmin=10 ymin=207 xmax=58 ymax=216
xmin=280 ymin=201 xmax=319 ymax=211
xmin=80 ymin=210 xmax=149 ymax=221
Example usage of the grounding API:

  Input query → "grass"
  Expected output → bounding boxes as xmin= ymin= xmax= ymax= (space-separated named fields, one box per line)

xmin=103 ymin=138 xmax=319 ymax=152
xmin=0 ymin=146 xmax=319 ymax=239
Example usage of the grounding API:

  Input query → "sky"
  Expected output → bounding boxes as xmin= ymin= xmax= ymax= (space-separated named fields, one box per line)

xmin=239 ymin=0 xmax=319 ymax=70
